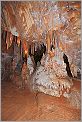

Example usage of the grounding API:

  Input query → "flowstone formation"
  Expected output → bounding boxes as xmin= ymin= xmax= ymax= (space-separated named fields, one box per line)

xmin=32 ymin=51 xmax=73 ymax=98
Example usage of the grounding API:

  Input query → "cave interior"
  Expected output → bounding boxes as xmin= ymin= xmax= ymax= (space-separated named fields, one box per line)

xmin=1 ymin=1 xmax=81 ymax=121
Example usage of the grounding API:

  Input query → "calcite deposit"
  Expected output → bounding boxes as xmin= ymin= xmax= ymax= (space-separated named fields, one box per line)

xmin=1 ymin=0 xmax=81 ymax=95
xmin=1 ymin=1 xmax=81 ymax=120
xmin=33 ymin=54 xmax=73 ymax=97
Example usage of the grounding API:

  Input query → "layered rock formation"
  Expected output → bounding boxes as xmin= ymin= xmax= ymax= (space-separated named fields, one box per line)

xmin=1 ymin=1 xmax=81 ymax=95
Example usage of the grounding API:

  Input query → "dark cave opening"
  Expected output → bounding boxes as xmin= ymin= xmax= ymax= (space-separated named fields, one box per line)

xmin=63 ymin=53 xmax=73 ymax=78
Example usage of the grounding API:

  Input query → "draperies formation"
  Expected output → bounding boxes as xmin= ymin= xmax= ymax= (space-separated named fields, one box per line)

xmin=5 ymin=31 xmax=21 ymax=50
xmin=1 ymin=1 xmax=62 ymax=54
xmin=3 ymin=25 xmax=69 ymax=64
xmin=6 ymin=32 xmax=13 ymax=49
xmin=1 ymin=1 xmax=81 ymax=68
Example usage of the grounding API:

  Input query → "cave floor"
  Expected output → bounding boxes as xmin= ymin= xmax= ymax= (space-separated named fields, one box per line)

xmin=1 ymin=78 xmax=81 ymax=121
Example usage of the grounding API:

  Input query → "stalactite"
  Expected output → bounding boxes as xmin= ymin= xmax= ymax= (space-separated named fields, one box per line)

xmin=32 ymin=43 xmax=34 ymax=55
xmin=33 ymin=43 xmax=35 ymax=55
xmin=6 ymin=31 xmax=9 ymax=49
xmin=4 ymin=30 xmax=7 ymax=43
xmin=31 ymin=43 xmax=33 ymax=55
xmin=17 ymin=37 xmax=20 ymax=46
xmin=47 ymin=34 xmax=51 ymax=53
xmin=9 ymin=33 xmax=13 ymax=47
xmin=6 ymin=31 xmax=13 ymax=50
xmin=20 ymin=40 xmax=23 ymax=61
xmin=15 ymin=36 xmax=17 ymax=44
xmin=20 ymin=40 xmax=21 ymax=56
xmin=35 ymin=43 xmax=38 ymax=51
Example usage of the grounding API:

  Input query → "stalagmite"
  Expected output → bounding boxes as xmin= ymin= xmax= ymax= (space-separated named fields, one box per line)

xmin=1 ymin=1 xmax=81 ymax=120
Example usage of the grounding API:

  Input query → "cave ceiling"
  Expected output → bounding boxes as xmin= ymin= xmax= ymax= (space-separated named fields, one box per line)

xmin=1 ymin=1 xmax=81 ymax=43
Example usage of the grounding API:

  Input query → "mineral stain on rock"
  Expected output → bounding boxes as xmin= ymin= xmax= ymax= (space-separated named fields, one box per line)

xmin=1 ymin=1 xmax=81 ymax=121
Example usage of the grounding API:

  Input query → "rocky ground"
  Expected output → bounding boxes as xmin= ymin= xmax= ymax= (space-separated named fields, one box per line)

xmin=1 ymin=77 xmax=81 ymax=121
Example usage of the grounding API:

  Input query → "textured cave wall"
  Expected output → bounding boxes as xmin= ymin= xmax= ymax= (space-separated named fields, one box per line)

xmin=1 ymin=1 xmax=34 ymax=40
xmin=57 ymin=1 xmax=81 ymax=70
xmin=1 ymin=1 xmax=81 ymax=70
xmin=46 ymin=1 xmax=81 ymax=70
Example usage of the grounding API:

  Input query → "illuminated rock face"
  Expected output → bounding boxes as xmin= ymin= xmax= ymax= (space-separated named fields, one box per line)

xmin=1 ymin=2 xmax=81 ymax=84
xmin=32 ymin=54 xmax=73 ymax=97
